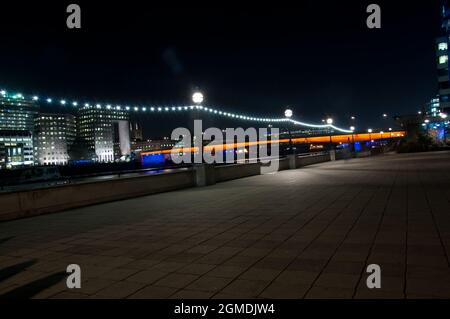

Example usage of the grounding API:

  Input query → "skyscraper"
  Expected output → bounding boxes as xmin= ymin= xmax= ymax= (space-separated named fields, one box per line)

xmin=77 ymin=105 xmax=130 ymax=162
xmin=34 ymin=113 xmax=76 ymax=165
xmin=438 ymin=1 xmax=450 ymax=113
xmin=0 ymin=92 xmax=38 ymax=168
xmin=0 ymin=92 xmax=38 ymax=131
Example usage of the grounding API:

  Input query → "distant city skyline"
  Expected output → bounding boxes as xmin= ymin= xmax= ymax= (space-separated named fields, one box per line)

xmin=0 ymin=1 xmax=443 ymax=137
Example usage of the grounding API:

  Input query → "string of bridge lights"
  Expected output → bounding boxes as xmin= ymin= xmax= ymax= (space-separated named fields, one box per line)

xmin=0 ymin=89 xmax=354 ymax=133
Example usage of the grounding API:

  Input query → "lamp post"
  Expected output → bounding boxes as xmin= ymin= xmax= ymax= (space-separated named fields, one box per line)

xmin=379 ymin=131 xmax=385 ymax=151
xmin=349 ymin=116 xmax=356 ymax=132
xmin=192 ymin=91 xmax=204 ymax=163
xmin=326 ymin=118 xmax=335 ymax=160
xmin=285 ymin=108 xmax=294 ymax=155
xmin=368 ymin=128 xmax=373 ymax=143
xmin=326 ymin=118 xmax=333 ymax=149
xmin=350 ymin=126 xmax=355 ymax=153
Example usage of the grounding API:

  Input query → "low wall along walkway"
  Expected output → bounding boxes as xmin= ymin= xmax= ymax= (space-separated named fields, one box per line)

xmin=0 ymin=151 xmax=371 ymax=221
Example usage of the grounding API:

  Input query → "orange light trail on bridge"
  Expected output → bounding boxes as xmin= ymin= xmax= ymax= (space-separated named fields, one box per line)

xmin=141 ymin=131 xmax=406 ymax=155
xmin=292 ymin=131 xmax=405 ymax=144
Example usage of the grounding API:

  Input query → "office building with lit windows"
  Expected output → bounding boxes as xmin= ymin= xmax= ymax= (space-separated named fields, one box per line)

xmin=0 ymin=130 xmax=34 ymax=169
xmin=131 ymin=138 xmax=177 ymax=153
xmin=77 ymin=105 xmax=130 ymax=162
xmin=0 ymin=92 xmax=38 ymax=132
xmin=426 ymin=1 xmax=450 ymax=143
xmin=0 ymin=92 xmax=38 ymax=168
xmin=130 ymin=122 xmax=143 ymax=142
xmin=34 ymin=113 xmax=76 ymax=165
xmin=437 ymin=1 xmax=450 ymax=113
xmin=425 ymin=96 xmax=442 ymax=117
xmin=437 ymin=36 xmax=450 ymax=111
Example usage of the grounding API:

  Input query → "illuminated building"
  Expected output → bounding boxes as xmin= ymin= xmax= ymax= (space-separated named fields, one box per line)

xmin=0 ymin=92 xmax=38 ymax=168
xmin=34 ymin=113 xmax=76 ymax=165
xmin=424 ymin=1 xmax=450 ymax=143
xmin=113 ymin=120 xmax=131 ymax=161
xmin=437 ymin=36 xmax=449 ymax=111
xmin=438 ymin=1 xmax=450 ymax=113
xmin=0 ymin=130 xmax=34 ymax=169
xmin=77 ymin=105 xmax=131 ymax=162
xmin=131 ymin=138 xmax=177 ymax=153
xmin=130 ymin=122 xmax=143 ymax=142
xmin=425 ymin=96 xmax=441 ymax=117
xmin=433 ymin=3 xmax=450 ymax=142
xmin=0 ymin=93 xmax=38 ymax=131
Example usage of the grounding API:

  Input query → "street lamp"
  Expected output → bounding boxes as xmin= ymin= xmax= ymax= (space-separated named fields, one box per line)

xmin=191 ymin=91 xmax=204 ymax=162
xmin=192 ymin=91 xmax=204 ymax=105
xmin=284 ymin=108 xmax=293 ymax=119
xmin=368 ymin=128 xmax=373 ymax=142
xmin=326 ymin=118 xmax=333 ymax=150
xmin=350 ymin=126 xmax=356 ymax=153
xmin=285 ymin=108 xmax=294 ymax=154
xmin=382 ymin=114 xmax=388 ymax=136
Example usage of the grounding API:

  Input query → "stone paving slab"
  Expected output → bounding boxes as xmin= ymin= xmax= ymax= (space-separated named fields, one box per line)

xmin=1 ymin=151 xmax=450 ymax=299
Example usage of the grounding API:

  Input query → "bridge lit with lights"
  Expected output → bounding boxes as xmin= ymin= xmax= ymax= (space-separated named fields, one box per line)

xmin=142 ymin=131 xmax=406 ymax=156
xmin=1 ymin=89 xmax=357 ymax=133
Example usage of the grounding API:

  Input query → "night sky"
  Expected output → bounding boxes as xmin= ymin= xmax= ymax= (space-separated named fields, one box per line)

xmin=0 ymin=1 xmax=443 ymax=137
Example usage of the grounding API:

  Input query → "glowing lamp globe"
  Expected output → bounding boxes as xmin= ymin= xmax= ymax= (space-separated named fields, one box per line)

xmin=284 ymin=109 xmax=293 ymax=118
xmin=192 ymin=92 xmax=204 ymax=104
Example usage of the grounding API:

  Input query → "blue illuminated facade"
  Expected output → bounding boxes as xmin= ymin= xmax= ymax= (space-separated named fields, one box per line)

xmin=141 ymin=153 xmax=166 ymax=167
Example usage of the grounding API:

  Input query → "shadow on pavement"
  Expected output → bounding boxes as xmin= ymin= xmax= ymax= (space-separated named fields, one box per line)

xmin=0 ymin=256 xmax=66 ymax=299
xmin=0 ymin=236 xmax=15 ymax=246
xmin=0 ymin=272 xmax=66 ymax=299
xmin=0 ymin=259 xmax=37 ymax=283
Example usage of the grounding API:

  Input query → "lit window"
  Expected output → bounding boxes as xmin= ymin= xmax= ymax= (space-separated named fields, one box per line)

xmin=440 ymin=55 xmax=448 ymax=64
xmin=439 ymin=42 xmax=448 ymax=51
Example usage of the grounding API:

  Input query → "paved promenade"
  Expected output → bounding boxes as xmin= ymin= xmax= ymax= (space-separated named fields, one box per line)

xmin=1 ymin=151 xmax=450 ymax=299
